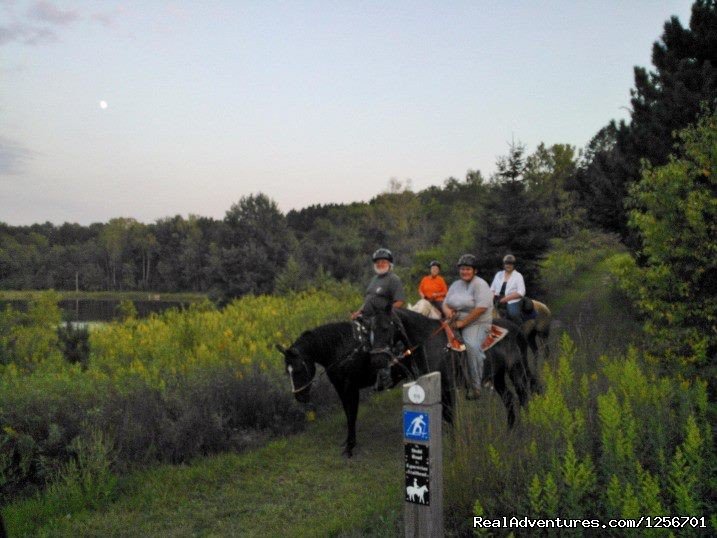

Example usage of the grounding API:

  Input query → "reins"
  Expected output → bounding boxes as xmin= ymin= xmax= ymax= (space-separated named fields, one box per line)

xmin=291 ymin=342 xmax=363 ymax=394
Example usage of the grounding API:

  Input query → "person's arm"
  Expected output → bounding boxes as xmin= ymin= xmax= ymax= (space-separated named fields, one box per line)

xmin=434 ymin=277 xmax=448 ymax=299
xmin=392 ymin=274 xmax=406 ymax=310
xmin=453 ymin=306 xmax=487 ymax=328
xmin=490 ymin=272 xmax=502 ymax=297
xmin=442 ymin=285 xmax=455 ymax=318
xmin=418 ymin=277 xmax=426 ymax=299
xmin=499 ymin=273 xmax=525 ymax=303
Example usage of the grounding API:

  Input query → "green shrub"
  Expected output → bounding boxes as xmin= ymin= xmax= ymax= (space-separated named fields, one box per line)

xmin=0 ymin=285 xmax=360 ymax=502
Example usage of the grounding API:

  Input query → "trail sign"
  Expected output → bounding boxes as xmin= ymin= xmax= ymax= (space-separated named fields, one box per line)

xmin=403 ymin=410 xmax=430 ymax=441
xmin=405 ymin=443 xmax=430 ymax=505
xmin=403 ymin=373 xmax=443 ymax=537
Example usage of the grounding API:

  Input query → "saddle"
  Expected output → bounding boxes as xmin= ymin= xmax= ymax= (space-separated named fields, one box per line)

xmin=441 ymin=322 xmax=509 ymax=352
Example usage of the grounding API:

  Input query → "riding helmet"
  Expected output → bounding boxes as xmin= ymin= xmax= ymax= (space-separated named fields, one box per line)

xmin=456 ymin=253 xmax=478 ymax=269
xmin=503 ymin=254 xmax=516 ymax=264
xmin=429 ymin=260 xmax=441 ymax=269
xmin=372 ymin=248 xmax=393 ymax=263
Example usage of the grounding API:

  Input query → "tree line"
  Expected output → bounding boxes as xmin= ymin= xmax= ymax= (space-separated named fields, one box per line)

xmin=0 ymin=140 xmax=580 ymax=303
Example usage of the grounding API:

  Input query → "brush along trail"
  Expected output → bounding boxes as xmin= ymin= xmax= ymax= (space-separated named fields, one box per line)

xmin=26 ymin=391 xmax=405 ymax=537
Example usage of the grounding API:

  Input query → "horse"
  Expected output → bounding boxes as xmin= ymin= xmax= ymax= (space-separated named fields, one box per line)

xmin=494 ymin=298 xmax=552 ymax=361
xmin=276 ymin=307 xmax=537 ymax=457
xmin=408 ymin=299 xmax=442 ymax=319
xmin=370 ymin=307 xmax=538 ymax=426
xmin=523 ymin=300 xmax=552 ymax=360
xmin=407 ymin=481 xmax=428 ymax=504
xmin=276 ymin=322 xmax=372 ymax=457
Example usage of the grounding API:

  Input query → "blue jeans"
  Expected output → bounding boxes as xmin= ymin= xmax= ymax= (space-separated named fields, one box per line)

xmin=506 ymin=301 xmax=522 ymax=324
xmin=460 ymin=322 xmax=489 ymax=390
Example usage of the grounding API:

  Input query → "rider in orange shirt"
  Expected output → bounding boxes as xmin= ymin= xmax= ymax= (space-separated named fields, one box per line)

xmin=418 ymin=260 xmax=448 ymax=313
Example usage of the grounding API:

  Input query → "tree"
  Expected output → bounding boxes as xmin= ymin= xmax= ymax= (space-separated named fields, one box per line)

xmin=573 ymin=0 xmax=717 ymax=237
xmin=212 ymin=193 xmax=294 ymax=303
xmin=524 ymin=143 xmax=583 ymax=238
xmin=485 ymin=142 xmax=552 ymax=290
xmin=620 ymin=111 xmax=717 ymax=380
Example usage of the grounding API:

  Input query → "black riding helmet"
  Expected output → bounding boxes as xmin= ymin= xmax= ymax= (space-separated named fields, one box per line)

xmin=503 ymin=254 xmax=516 ymax=264
xmin=372 ymin=248 xmax=393 ymax=263
xmin=456 ymin=253 xmax=478 ymax=269
xmin=428 ymin=260 xmax=441 ymax=269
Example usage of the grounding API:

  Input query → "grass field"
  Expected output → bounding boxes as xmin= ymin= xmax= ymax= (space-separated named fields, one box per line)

xmin=4 ymin=391 xmax=406 ymax=537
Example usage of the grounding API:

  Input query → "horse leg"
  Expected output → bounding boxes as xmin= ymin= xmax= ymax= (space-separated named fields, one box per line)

xmin=492 ymin=365 xmax=516 ymax=428
xmin=541 ymin=332 xmax=551 ymax=361
xmin=338 ymin=383 xmax=360 ymax=457
xmin=508 ymin=359 xmax=530 ymax=407
xmin=527 ymin=330 xmax=539 ymax=361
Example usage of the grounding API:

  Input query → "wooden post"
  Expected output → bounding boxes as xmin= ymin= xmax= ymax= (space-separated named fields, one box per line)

xmin=403 ymin=372 xmax=443 ymax=537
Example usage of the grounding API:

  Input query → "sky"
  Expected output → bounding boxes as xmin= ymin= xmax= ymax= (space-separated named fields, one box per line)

xmin=1 ymin=0 xmax=695 ymax=226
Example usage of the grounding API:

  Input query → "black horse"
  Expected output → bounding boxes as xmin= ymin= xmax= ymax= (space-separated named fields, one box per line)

xmin=276 ymin=322 xmax=372 ymax=457
xmin=276 ymin=308 xmax=537 ymax=457
xmin=370 ymin=308 xmax=538 ymax=425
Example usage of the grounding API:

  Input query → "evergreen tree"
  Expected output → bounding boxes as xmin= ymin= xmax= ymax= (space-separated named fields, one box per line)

xmin=574 ymin=0 xmax=717 ymax=237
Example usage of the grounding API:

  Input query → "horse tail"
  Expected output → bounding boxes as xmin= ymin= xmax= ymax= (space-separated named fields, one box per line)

xmin=533 ymin=301 xmax=552 ymax=337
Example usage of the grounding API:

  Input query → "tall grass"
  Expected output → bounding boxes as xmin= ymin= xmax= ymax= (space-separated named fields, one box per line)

xmin=0 ymin=282 xmax=360 ymax=504
xmin=444 ymin=230 xmax=716 ymax=535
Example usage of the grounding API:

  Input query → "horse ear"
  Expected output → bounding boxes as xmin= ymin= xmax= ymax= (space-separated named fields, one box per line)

xmin=275 ymin=344 xmax=287 ymax=355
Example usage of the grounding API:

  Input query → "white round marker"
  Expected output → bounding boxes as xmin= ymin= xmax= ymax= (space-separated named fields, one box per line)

xmin=408 ymin=384 xmax=425 ymax=404
xmin=99 ymin=100 xmax=108 ymax=109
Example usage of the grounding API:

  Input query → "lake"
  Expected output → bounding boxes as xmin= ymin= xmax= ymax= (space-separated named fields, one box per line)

xmin=0 ymin=299 xmax=192 ymax=322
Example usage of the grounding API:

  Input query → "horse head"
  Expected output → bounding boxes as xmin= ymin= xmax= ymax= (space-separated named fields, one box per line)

xmin=275 ymin=340 xmax=316 ymax=404
xmin=367 ymin=304 xmax=397 ymax=365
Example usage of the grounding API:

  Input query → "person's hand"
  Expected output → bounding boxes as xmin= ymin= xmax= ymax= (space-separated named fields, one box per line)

xmin=350 ymin=310 xmax=362 ymax=320
xmin=499 ymin=297 xmax=507 ymax=304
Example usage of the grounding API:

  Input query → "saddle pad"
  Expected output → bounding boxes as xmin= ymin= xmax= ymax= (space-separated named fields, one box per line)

xmin=482 ymin=324 xmax=509 ymax=351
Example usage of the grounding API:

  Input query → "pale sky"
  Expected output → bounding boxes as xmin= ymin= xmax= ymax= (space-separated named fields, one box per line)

xmin=1 ymin=0 xmax=694 ymax=225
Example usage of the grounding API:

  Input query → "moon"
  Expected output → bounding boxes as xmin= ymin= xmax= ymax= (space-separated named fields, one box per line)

xmin=99 ymin=100 xmax=108 ymax=109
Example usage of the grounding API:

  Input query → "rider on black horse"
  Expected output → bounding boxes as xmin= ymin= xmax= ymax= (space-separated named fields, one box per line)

xmin=351 ymin=248 xmax=406 ymax=391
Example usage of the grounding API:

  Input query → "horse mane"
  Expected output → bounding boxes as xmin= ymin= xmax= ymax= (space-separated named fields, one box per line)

xmin=293 ymin=322 xmax=355 ymax=365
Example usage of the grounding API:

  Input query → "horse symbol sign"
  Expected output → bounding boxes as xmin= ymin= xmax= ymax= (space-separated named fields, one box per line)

xmin=405 ymin=443 xmax=430 ymax=505
xmin=404 ymin=410 xmax=429 ymax=441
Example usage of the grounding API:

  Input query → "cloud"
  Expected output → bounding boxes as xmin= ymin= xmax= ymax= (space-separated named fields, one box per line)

xmin=27 ymin=1 xmax=79 ymax=25
xmin=0 ymin=136 xmax=35 ymax=176
xmin=0 ymin=22 xmax=57 ymax=45
xmin=0 ymin=1 xmax=122 ymax=47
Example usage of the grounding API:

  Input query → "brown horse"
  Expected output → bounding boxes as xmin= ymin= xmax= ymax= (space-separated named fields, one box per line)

xmin=494 ymin=299 xmax=552 ymax=361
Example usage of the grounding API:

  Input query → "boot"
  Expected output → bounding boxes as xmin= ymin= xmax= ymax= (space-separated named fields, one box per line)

xmin=374 ymin=366 xmax=392 ymax=392
xmin=466 ymin=385 xmax=482 ymax=400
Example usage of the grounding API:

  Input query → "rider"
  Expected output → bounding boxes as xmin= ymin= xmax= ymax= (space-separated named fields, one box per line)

xmin=490 ymin=254 xmax=526 ymax=325
xmin=442 ymin=254 xmax=493 ymax=400
xmin=351 ymin=248 xmax=406 ymax=391
xmin=418 ymin=260 xmax=448 ymax=314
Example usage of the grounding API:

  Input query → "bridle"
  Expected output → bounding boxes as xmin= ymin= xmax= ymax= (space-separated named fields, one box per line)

xmin=368 ymin=313 xmax=448 ymax=378
xmin=287 ymin=342 xmax=362 ymax=395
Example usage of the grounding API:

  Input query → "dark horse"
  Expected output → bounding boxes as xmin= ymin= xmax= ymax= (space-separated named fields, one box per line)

xmin=276 ymin=307 xmax=538 ymax=457
xmin=370 ymin=308 xmax=538 ymax=425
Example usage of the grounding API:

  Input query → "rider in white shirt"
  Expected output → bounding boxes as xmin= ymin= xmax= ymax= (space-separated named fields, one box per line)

xmin=490 ymin=254 xmax=525 ymax=325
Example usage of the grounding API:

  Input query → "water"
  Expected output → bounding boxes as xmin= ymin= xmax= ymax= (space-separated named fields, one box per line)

xmin=0 ymin=299 xmax=191 ymax=322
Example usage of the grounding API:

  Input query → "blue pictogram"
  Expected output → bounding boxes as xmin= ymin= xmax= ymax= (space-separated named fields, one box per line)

xmin=404 ymin=410 xmax=430 ymax=441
